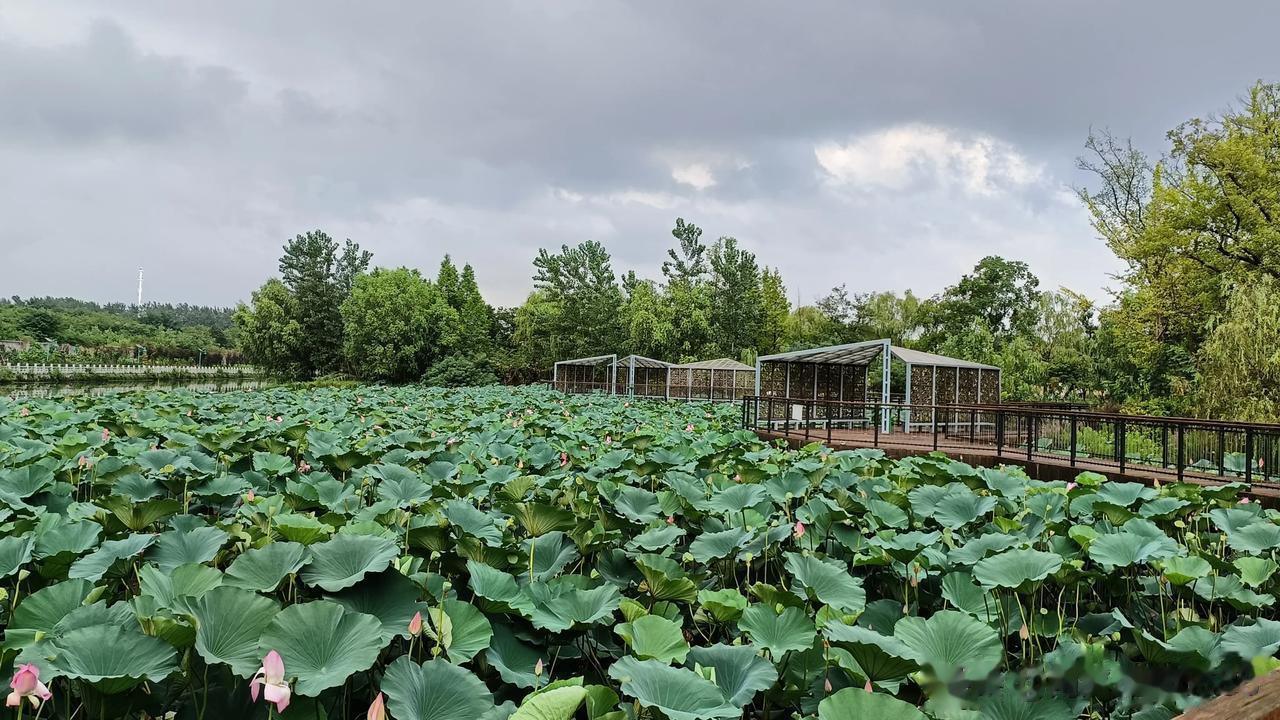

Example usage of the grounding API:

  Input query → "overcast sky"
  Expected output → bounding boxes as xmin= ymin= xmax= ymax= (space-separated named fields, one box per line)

xmin=1 ymin=2 xmax=1275 ymax=309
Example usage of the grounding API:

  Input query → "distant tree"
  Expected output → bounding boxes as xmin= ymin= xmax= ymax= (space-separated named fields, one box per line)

xmin=1197 ymin=277 xmax=1280 ymax=421
xmin=424 ymin=354 xmax=500 ymax=388
xmin=620 ymin=272 xmax=674 ymax=359
xmin=660 ymin=219 xmax=715 ymax=360
xmin=757 ymin=267 xmax=790 ymax=354
xmin=923 ymin=256 xmax=1041 ymax=348
xmin=532 ymin=240 xmax=624 ymax=358
xmin=233 ymin=279 xmax=304 ymax=375
xmin=339 ymin=268 xmax=458 ymax=382
xmin=278 ymin=230 xmax=371 ymax=375
xmin=19 ymin=308 xmax=62 ymax=340
xmin=708 ymin=236 xmax=763 ymax=361
xmin=661 ymin=218 xmax=708 ymax=283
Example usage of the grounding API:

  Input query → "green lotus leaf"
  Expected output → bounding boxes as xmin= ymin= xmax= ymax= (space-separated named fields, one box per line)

xmin=425 ymin=460 xmax=459 ymax=482
xmin=69 ymin=532 xmax=156 ymax=582
xmin=374 ymin=464 xmax=432 ymax=507
xmin=49 ymin=624 xmax=179 ymax=694
xmin=614 ymin=486 xmax=664 ymax=523
xmin=1226 ymin=522 xmax=1280 ymax=554
xmin=300 ymin=533 xmax=399 ymax=591
xmin=739 ymin=604 xmax=815 ymax=657
xmin=689 ymin=528 xmax=753 ymax=564
xmin=707 ymin=484 xmax=769 ymax=516
xmin=382 ymin=656 xmax=497 ymax=720
xmin=510 ymin=502 xmax=577 ymax=537
xmin=823 ymin=622 xmax=918 ymax=681
xmin=685 ymin=644 xmax=778 ymax=707
xmin=258 ymin=600 xmax=385 ymax=696
xmin=607 ymin=656 xmax=740 ymax=720
xmin=33 ymin=517 xmax=102 ymax=561
xmin=486 ymin=623 xmax=547 ymax=689
xmin=629 ymin=525 xmax=687 ymax=552
xmin=1095 ymin=481 xmax=1157 ymax=507
xmin=329 ymin=569 xmax=428 ymax=642
xmin=523 ymin=531 xmax=580 ymax=581
xmin=0 ymin=535 xmax=34 ymax=579
xmin=1236 ymin=557 xmax=1279 ymax=588
xmin=948 ymin=533 xmax=1022 ymax=566
xmin=617 ymin=614 xmax=690 ymax=663
xmin=1221 ymin=619 xmax=1280 ymax=661
xmin=973 ymin=548 xmax=1063 ymax=589
xmin=524 ymin=582 xmax=620 ymax=632
xmin=974 ymin=686 xmax=1076 ymax=720
xmin=892 ymin=610 xmax=1002 ymax=682
xmin=1160 ymin=555 xmax=1213 ymax=585
xmin=444 ymin=499 xmax=506 ymax=546
xmin=252 ymin=451 xmax=295 ymax=475
xmin=940 ymin=571 xmax=999 ymax=622
xmin=818 ymin=687 xmax=928 ymax=720
xmin=426 ymin=599 xmax=494 ymax=664
xmin=1 ymin=464 xmax=56 ymax=498
xmin=468 ymin=560 xmax=535 ymax=614
xmin=784 ymin=553 xmax=866 ymax=613
xmin=223 ymin=541 xmax=309 ymax=592
xmin=273 ymin=512 xmax=334 ymax=545
xmin=697 ymin=588 xmax=748 ymax=622
xmin=8 ymin=578 xmax=97 ymax=653
xmin=149 ymin=525 xmax=230 ymax=572
xmin=176 ymin=586 xmax=280 ymax=677
xmin=139 ymin=563 xmax=224 ymax=608
xmin=510 ymin=685 xmax=588 ymax=720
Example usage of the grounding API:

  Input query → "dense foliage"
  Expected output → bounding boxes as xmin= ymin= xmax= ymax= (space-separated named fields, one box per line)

xmin=1 ymin=385 xmax=1278 ymax=719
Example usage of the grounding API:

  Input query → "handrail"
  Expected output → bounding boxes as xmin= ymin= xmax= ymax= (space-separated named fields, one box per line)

xmin=741 ymin=395 xmax=1280 ymax=487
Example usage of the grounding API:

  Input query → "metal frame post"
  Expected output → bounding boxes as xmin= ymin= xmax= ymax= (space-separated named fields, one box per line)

xmin=903 ymin=362 xmax=912 ymax=433
xmin=880 ymin=340 xmax=891 ymax=433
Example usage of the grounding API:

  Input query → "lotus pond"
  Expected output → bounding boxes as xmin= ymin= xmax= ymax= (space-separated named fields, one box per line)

xmin=1 ymin=385 xmax=1278 ymax=719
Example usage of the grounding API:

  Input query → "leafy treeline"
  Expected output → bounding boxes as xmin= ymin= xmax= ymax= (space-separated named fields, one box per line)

xmin=0 ymin=297 xmax=236 ymax=363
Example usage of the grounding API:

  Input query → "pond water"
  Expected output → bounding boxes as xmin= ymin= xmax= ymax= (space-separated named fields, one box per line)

xmin=2 ymin=379 xmax=277 ymax=400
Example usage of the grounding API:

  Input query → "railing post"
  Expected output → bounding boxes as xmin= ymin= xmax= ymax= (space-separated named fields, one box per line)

xmin=1176 ymin=424 xmax=1185 ymax=482
xmin=1161 ymin=425 xmax=1169 ymax=469
xmin=826 ymin=401 xmax=832 ymax=444
xmin=931 ymin=406 xmax=939 ymax=450
xmin=969 ymin=408 xmax=976 ymax=444
xmin=1245 ymin=427 xmax=1254 ymax=484
xmin=768 ymin=398 xmax=774 ymax=433
xmin=1069 ymin=415 xmax=1077 ymax=467
xmin=1118 ymin=419 xmax=1126 ymax=475
xmin=873 ymin=405 xmax=880 ymax=447
xmin=804 ymin=402 xmax=811 ymax=442
xmin=1218 ymin=427 xmax=1226 ymax=477
xmin=1027 ymin=414 xmax=1034 ymax=462
xmin=996 ymin=411 xmax=1004 ymax=456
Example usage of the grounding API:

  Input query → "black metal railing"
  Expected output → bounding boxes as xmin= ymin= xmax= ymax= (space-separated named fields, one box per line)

xmin=741 ymin=396 xmax=1280 ymax=486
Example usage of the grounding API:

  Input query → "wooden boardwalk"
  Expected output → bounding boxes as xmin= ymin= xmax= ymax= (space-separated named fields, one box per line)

xmin=755 ymin=425 xmax=1280 ymax=501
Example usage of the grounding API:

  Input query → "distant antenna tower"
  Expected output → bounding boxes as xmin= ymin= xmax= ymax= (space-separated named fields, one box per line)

xmin=137 ymin=267 xmax=144 ymax=311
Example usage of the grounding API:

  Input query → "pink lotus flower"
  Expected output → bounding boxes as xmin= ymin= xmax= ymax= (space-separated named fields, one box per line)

xmin=560 ymin=452 xmax=569 ymax=468
xmin=793 ymin=521 xmax=806 ymax=539
xmin=367 ymin=692 xmax=387 ymax=720
xmin=408 ymin=611 xmax=423 ymax=637
xmin=101 ymin=428 xmax=110 ymax=442
xmin=1065 ymin=482 xmax=1078 ymax=491
xmin=666 ymin=515 xmax=675 ymax=525
xmin=250 ymin=651 xmax=291 ymax=713
xmin=19 ymin=407 xmax=29 ymax=417
xmin=733 ymin=473 xmax=742 ymax=483
xmin=864 ymin=678 xmax=873 ymax=692
xmin=685 ymin=423 xmax=695 ymax=432
xmin=1241 ymin=497 xmax=1253 ymax=505
xmin=7 ymin=664 xmax=52 ymax=708
xmin=297 ymin=460 xmax=311 ymax=474
xmin=275 ymin=415 xmax=283 ymax=423
xmin=604 ymin=435 xmax=612 ymax=445
xmin=245 ymin=489 xmax=256 ymax=502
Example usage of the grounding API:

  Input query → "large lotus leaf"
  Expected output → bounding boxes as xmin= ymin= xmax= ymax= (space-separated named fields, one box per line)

xmin=137 ymin=448 xmax=184 ymax=473
xmin=698 ymin=588 xmax=748 ymax=622
xmin=1226 ymin=522 xmax=1280 ymax=554
xmin=0 ymin=535 xmax=34 ymax=579
xmin=10 ymin=578 xmax=96 ymax=635
xmin=926 ymin=485 xmax=998 ymax=529
xmin=948 ymin=533 xmax=1022 ymax=566
xmin=224 ymin=541 xmax=309 ymax=592
xmin=1221 ymin=619 xmax=1280 ymax=660
xmin=1192 ymin=575 xmax=1275 ymax=609
xmin=1 ymin=463 xmax=56 ymax=498
xmin=685 ymin=644 xmax=778 ymax=707
xmin=973 ymin=548 xmax=1062 ymax=589
xmin=1236 ymin=557 xmax=1279 ymax=588
xmin=1095 ymin=482 xmax=1157 ymax=507
xmin=874 ymin=531 xmax=941 ymax=564
xmin=149 ymin=525 xmax=230 ymax=572
xmin=1088 ymin=525 xmax=1180 ymax=569
xmin=629 ymin=525 xmax=687 ymax=552
xmin=33 ymin=518 xmax=101 ymax=559
xmin=375 ymin=464 xmax=432 ymax=507
xmin=510 ymin=684 xmax=587 ymax=720
xmin=523 ymin=532 xmax=580 ymax=581
xmin=510 ymin=502 xmax=577 ymax=537
xmin=97 ymin=495 xmax=184 ymax=532
xmin=739 ymin=604 xmax=815 ymax=657
xmin=69 ymin=532 xmax=157 ymax=582
xmin=892 ymin=610 xmax=1002 ymax=682
xmin=49 ymin=624 xmax=179 ymax=694
xmin=707 ymin=485 xmax=769 ymax=516
xmin=444 ymin=499 xmax=505 ymax=546
xmin=177 ymin=586 xmax=280 ymax=677
xmin=614 ymin=486 xmax=664 ymax=523
xmin=689 ymin=528 xmax=752 ymax=564
xmin=824 ymin=622 xmax=919 ymax=683
xmin=524 ymin=582 xmax=621 ymax=632
xmin=940 ymin=571 xmax=999 ymax=622
xmin=1160 ymin=555 xmax=1213 ymax=585
xmin=468 ymin=561 xmax=535 ymax=614
xmin=617 ymin=615 xmax=690 ymax=663
xmin=818 ymin=687 xmax=928 ymax=720
xmin=1210 ymin=507 xmax=1264 ymax=535
xmin=974 ymin=686 xmax=1076 ymax=720
xmin=258 ymin=600 xmax=385 ymax=696
xmin=784 ymin=553 xmax=866 ymax=613
xmin=301 ymin=533 xmax=399 ymax=591
xmin=274 ymin=513 xmax=333 ymax=545
xmin=139 ymin=563 xmax=224 ymax=608
xmin=607 ymin=656 xmax=740 ymax=720
xmin=382 ymin=656 xmax=497 ymax=720
xmin=486 ymin=623 xmax=547 ymax=689
xmin=252 ymin=451 xmax=295 ymax=475
xmin=330 ymin=569 xmax=428 ymax=642
xmin=426 ymin=599 xmax=494 ymax=664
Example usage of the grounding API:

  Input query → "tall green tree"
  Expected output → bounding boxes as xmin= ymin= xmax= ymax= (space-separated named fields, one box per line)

xmin=1196 ymin=277 xmax=1280 ymax=421
xmin=661 ymin=219 xmax=715 ymax=360
xmin=339 ymin=268 xmax=458 ymax=382
xmin=232 ymin=279 xmax=303 ymax=376
xmin=620 ymin=272 xmax=674 ymax=359
xmin=277 ymin=230 xmax=371 ymax=375
xmin=708 ymin=236 xmax=763 ymax=361
xmin=922 ymin=256 xmax=1041 ymax=349
xmin=531 ymin=240 xmax=625 ymax=358
xmin=757 ymin=267 xmax=791 ymax=355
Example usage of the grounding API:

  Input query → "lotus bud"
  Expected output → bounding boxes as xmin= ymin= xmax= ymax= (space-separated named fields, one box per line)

xmin=249 ymin=650 xmax=291 ymax=713
xmin=534 ymin=658 xmax=544 ymax=677
xmin=824 ymin=677 xmax=833 ymax=693
xmin=666 ymin=515 xmax=675 ymax=525
xmin=367 ymin=692 xmax=387 ymax=720
xmin=864 ymin=678 xmax=873 ymax=692
xmin=1019 ymin=623 xmax=1030 ymax=641
xmin=685 ymin=423 xmax=695 ymax=432
xmin=6 ymin=663 xmax=52 ymax=708
xmin=793 ymin=521 xmax=806 ymax=539
xmin=1241 ymin=497 xmax=1252 ymax=504
xmin=409 ymin=611 xmax=424 ymax=637
xmin=101 ymin=428 xmax=110 ymax=442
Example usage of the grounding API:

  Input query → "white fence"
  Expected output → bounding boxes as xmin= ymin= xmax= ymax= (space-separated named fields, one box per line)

xmin=4 ymin=363 xmax=261 ymax=378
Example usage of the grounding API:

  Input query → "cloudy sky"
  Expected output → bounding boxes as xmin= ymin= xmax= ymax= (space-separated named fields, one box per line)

xmin=1 ymin=2 xmax=1275 ymax=309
